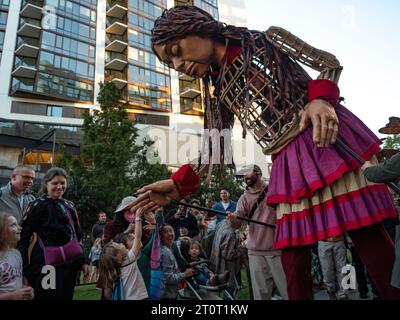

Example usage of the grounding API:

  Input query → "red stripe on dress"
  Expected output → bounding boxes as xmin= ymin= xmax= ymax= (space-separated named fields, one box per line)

xmin=273 ymin=208 xmax=397 ymax=249
xmin=277 ymin=184 xmax=391 ymax=220
xmin=267 ymin=141 xmax=382 ymax=204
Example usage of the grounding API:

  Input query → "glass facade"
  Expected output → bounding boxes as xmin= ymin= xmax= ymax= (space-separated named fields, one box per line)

xmin=125 ymin=0 xmax=171 ymax=111
xmin=47 ymin=105 xmax=63 ymax=117
xmin=0 ymin=0 xmax=8 ymax=63
xmin=194 ymin=0 xmax=218 ymax=19
xmin=173 ymin=0 xmax=219 ymax=115
xmin=8 ymin=0 xmax=218 ymax=113
xmin=11 ymin=0 xmax=97 ymax=103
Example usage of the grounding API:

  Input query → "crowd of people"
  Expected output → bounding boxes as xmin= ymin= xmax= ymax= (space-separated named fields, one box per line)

xmin=0 ymin=155 xmax=399 ymax=300
xmin=0 ymin=5 xmax=399 ymax=301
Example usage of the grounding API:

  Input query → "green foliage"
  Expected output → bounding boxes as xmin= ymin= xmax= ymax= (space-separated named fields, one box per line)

xmin=60 ymin=82 xmax=169 ymax=233
xmin=383 ymin=134 xmax=400 ymax=150
xmin=130 ymin=137 xmax=170 ymax=190
xmin=193 ymin=165 xmax=245 ymax=203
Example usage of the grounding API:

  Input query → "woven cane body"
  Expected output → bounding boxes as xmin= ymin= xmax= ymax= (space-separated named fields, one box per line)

xmin=266 ymin=26 xmax=343 ymax=83
xmin=217 ymin=28 xmax=342 ymax=155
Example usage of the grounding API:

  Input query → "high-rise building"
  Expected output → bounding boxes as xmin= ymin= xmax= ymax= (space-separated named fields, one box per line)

xmin=0 ymin=1 xmax=266 ymax=181
xmin=0 ymin=0 xmax=217 ymax=177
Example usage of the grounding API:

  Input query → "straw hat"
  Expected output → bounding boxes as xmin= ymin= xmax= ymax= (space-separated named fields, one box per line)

xmin=114 ymin=196 xmax=136 ymax=213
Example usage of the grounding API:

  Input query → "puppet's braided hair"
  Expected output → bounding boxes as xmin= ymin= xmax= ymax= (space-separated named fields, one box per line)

xmin=151 ymin=5 xmax=309 ymax=177
xmin=152 ymin=5 xmax=226 ymax=46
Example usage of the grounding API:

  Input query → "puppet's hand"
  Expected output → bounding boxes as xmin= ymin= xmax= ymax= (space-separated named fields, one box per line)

xmin=131 ymin=179 xmax=180 ymax=213
xmin=299 ymin=99 xmax=339 ymax=147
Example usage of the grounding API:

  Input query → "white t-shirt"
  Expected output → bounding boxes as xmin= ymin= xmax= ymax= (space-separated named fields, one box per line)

xmin=120 ymin=249 xmax=148 ymax=300
xmin=222 ymin=201 xmax=230 ymax=211
xmin=0 ymin=249 xmax=23 ymax=293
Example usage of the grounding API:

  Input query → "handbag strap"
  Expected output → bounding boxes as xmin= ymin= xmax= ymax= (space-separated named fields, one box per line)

xmin=248 ymin=184 xmax=269 ymax=222
xmin=64 ymin=207 xmax=77 ymax=238
xmin=37 ymin=202 xmax=78 ymax=248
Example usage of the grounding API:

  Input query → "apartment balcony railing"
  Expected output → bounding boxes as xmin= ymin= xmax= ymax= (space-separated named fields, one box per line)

xmin=20 ymin=0 xmax=43 ymax=20
xmin=181 ymin=101 xmax=204 ymax=114
xmin=180 ymin=83 xmax=201 ymax=99
xmin=105 ymin=52 xmax=128 ymax=71
xmin=11 ymin=80 xmax=35 ymax=94
xmin=105 ymin=34 xmax=128 ymax=53
xmin=15 ymin=37 xmax=40 ymax=58
xmin=106 ymin=0 xmax=127 ymax=20
xmin=18 ymin=18 xmax=42 ymax=38
xmin=12 ymin=57 xmax=37 ymax=79
xmin=106 ymin=17 xmax=127 ymax=35
xmin=105 ymin=70 xmax=127 ymax=89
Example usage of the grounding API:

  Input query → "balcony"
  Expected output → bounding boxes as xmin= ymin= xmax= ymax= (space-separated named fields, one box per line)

xmin=107 ymin=1 xmax=127 ymax=20
xmin=17 ymin=18 xmax=41 ymax=38
xmin=181 ymin=101 xmax=204 ymax=115
xmin=106 ymin=18 xmax=127 ymax=35
xmin=105 ymin=35 xmax=128 ymax=53
xmin=105 ymin=70 xmax=127 ymax=89
xmin=10 ymin=79 xmax=35 ymax=95
xmin=15 ymin=38 xmax=40 ymax=58
xmin=12 ymin=58 xmax=37 ymax=79
xmin=179 ymin=73 xmax=195 ymax=81
xmin=180 ymin=84 xmax=201 ymax=99
xmin=105 ymin=52 xmax=127 ymax=71
xmin=20 ymin=1 xmax=43 ymax=20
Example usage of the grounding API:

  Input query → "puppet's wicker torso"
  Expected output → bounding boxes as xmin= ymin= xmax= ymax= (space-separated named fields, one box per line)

xmin=215 ymin=28 xmax=342 ymax=155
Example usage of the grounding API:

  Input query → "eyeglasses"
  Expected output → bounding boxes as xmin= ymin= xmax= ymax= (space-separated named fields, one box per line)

xmin=16 ymin=174 xmax=35 ymax=181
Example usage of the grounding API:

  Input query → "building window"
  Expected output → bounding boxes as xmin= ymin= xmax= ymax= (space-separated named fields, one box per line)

xmin=74 ymin=107 xmax=88 ymax=118
xmin=47 ymin=105 xmax=63 ymax=117
xmin=0 ymin=10 xmax=7 ymax=28
xmin=0 ymin=0 xmax=10 ymax=8
xmin=136 ymin=114 xmax=147 ymax=124
xmin=0 ymin=31 xmax=4 ymax=47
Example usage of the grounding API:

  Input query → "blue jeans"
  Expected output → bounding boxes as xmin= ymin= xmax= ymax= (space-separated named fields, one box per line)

xmin=193 ymin=273 xmax=210 ymax=286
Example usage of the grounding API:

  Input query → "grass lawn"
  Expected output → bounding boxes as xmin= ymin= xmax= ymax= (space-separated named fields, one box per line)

xmin=73 ymin=284 xmax=101 ymax=300
xmin=73 ymin=269 xmax=251 ymax=300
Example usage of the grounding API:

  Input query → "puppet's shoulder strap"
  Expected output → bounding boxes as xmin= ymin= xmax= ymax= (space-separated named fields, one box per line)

xmin=266 ymin=26 xmax=343 ymax=84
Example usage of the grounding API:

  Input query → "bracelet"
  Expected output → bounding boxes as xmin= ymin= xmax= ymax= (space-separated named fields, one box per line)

xmin=135 ymin=217 xmax=142 ymax=222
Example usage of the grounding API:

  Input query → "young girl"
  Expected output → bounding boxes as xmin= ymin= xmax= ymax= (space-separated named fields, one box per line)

xmin=186 ymin=240 xmax=229 ymax=286
xmin=89 ymin=238 xmax=102 ymax=283
xmin=98 ymin=208 xmax=148 ymax=300
xmin=0 ymin=213 xmax=34 ymax=300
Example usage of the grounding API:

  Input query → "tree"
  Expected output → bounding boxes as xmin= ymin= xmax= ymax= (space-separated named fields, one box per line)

xmin=80 ymin=82 xmax=140 ymax=216
xmin=130 ymin=137 xmax=170 ymax=190
xmin=192 ymin=165 xmax=245 ymax=204
xmin=60 ymin=82 xmax=170 ymax=233
xmin=383 ymin=134 xmax=400 ymax=150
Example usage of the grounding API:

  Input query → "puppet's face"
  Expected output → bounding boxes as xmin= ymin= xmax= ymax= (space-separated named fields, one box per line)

xmin=153 ymin=35 xmax=223 ymax=78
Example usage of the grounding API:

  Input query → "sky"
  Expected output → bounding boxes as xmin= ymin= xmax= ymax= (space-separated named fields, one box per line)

xmin=244 ymin=0 xmax=400 ymax=137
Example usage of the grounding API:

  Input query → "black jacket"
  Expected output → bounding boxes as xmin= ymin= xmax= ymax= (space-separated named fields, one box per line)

xmin=91 ymin=221 xmax=106 ymax=242
xmin=17 ymin=196 xmax=86 ymax=277
xmin=165 ymin=209 xmax=199 ymax=238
